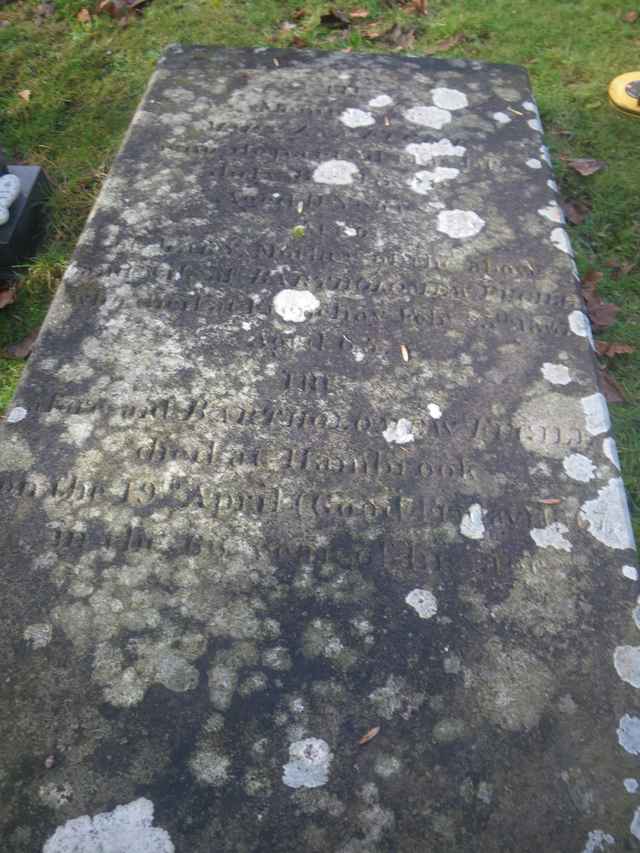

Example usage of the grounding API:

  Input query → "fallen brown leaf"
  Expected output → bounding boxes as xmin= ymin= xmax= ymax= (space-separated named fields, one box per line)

xmin=3 ymin=326 xmax=40 ymax=359
xmin=579 ymin=269 xmax=619 ymax=331
xmin=599 ymin=368 xmax=626 ymax=403
xmin=0 ymin=288 xmax=16 ymax=310
xmin=400 ymin=344 xmax=409 ymax=362
xmin=567 ymin=158 xmax=606 ymax=177
xmin=97 ymin=0 xmax=127 ymax=18
xmin=596 ymin=340 xmax=635 ymax=358
xmin=359 ymin=726 xmax=380 ymax=745
xmin=76 ymin=7 xmax=91 ymax=22
xmin=538 ymin=498 xmax=562 ymax=505
xmin=349 ymin=7 xmax=369 ymax=18
xmin=623 ymin=9 xmax=639 ymax=22
xmin=581 ymin=268 xmax=603 ymax=299
xmin=424 ymin=32 xmax=466 ymax=53
xmin=561 ymin=199 xmax=591 ymax=225
xmin=588 ymin=300 xmax=619 ymax=330
xmin=291 ymin=35 xmax=307 ymax=47
xmin=18 ymin=89 xmax=31 ymax=103
xmin=291 ymin=8 xmax=306 ymax=19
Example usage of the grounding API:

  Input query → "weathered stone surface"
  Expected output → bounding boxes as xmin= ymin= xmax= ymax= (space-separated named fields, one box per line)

xmin=0 ymin=46 xmax=638 ymax=851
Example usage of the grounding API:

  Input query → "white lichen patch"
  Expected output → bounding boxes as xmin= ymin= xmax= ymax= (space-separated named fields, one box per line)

xmin=6 ymin=406 xmax=27 ymax=424
xmin=39 ymin=782 xmax=73 ymax=810
xmin=189 ymin=749 xmax=230 ymax=786
xmin=548 ymin=178 xmax=559 ymax=192
xmin=526 ymin=158 xmax=542 ymax=169
xmin=444 ymin=655 xmax=461 ymax=674
xmin=562 ymin=453 xmax=596 ymax=483
xmin=460 ymin=503 xmax=485 ymax=540
xmin=614 ymin=646 xmax=640 ymax=688
xmin=65 ymin=419 xmax=94 ymax=448
xmin=433 ymin=718 xmax=466 ymax=743
xmin=382 ymin=418 xmax=414 ymax=445
xmin=568 ymin=310 xmax=595 ymax=349
xmin=618 ymin=713 xmax=640 ymax=753
xmin=492 ymin=111 xmax=511 ymax=124
xmin=581 ymin=830 xmax=615 ymax=852
xmin=312 ymin=159 xmax=359 ymax=185
xmin=563 ymin=453 xmax=596 ymax=483
xmin=540 ymin=144 xmax=552 ymax=165
xmin=369 ymin=674 xmax=425 ymax=721
xmin=375 ymin=755 xmax=402 ymax=778
xmin=209 ymin=663 xmax=238 ymax=711
xmin=538 ymin=203 xmax=565 ymax=223
xmin=368 ymin=94 xmax=393 ymax=108
xmin=432 ymin=87 xmax=468 ymax=110
xmin=551 ymin=227 xmax=573 ymax=256
xmin=530 ymin=522 xmax=572 ymax=552
xmin=624 ymin=565 xmax=639 ymax=581
xmin=335 ymin=220 xmax=357 ymax=237
xmin=340 ymin=108 xmax=375 ymax=128
xmin=428 ymin=403 xmax=442 ymax=419
xmin=405 ymin=589 xmax=438 ymax=619
xmin=603 ymin=437 xmax=621 ymax=470
xmin=404 ymin=105 xmax=452 ymax=129
xmin=43 ymin=798 xmax=174 ymax=853
xmin=24 ymin=623 xmax=52 ymax=649
xmin=581 ymin=392 xmax=611 ymax=436
xmin=405 ymin=139 xmax=466 ymax=164
xmin=273 ymin=289 xmax=320 ymax=323
xmin=625 ymin=779 xmax=639 ymax=793
xmin=580 ymin=479 xmax=635 ymax=550
xmin=262 ymin=646 xmax=292 ymax=671
xmin=282 ymin=737 xmax=332 ymax=789
xmin=303 ymin=619 xmax=356 ymax=666
xmin=541 ymin=363 xmax=572 ymax=385
xmin=437 ymin=209 xmax=485 ymax=239
xmin=408 ymin=167 xmax=459 ymax=195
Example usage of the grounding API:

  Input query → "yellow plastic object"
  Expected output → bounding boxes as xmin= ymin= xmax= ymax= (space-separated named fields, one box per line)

xmin=608 ymin=71 xmax=640 ymax=117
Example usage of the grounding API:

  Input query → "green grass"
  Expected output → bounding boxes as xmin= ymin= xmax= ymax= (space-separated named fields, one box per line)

xmin=1 ymin=0 xmax=639 ymax=531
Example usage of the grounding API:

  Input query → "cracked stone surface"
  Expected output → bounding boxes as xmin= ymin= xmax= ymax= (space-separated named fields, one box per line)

xmin=0 ymin=47 xmax=637 ymax=852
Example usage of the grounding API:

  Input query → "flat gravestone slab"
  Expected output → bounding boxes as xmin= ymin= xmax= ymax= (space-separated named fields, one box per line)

xmin=1 ymin=47 xmax=638 ymax=852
